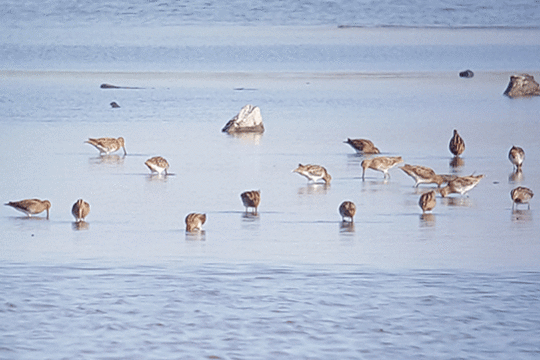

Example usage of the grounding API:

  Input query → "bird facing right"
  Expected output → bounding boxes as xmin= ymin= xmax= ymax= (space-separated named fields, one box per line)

xmin=339 ymin=201 xmax=356 ymax=222
xmin=449 ymin=129 xmax=465 ymax=156
xmin=508 ymin=146 xmax=525 ymax=171
xmin=71 ymin=199 xmax=90 ymax=222
xmin=511 ymin=186 xmax=534 ymax=210
xmin=361 ymin=156 xmax=404 ymax=180
xmin=5 ymin=199 xmax=51 ymax=219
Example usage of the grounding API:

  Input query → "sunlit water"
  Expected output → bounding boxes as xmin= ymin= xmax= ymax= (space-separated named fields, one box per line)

xmin=1 ymin=1 xmax=540 ymax=359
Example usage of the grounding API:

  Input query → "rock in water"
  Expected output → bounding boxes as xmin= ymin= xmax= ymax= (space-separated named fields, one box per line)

xmin=459 ymin=70 xmax=474 ymax=78
xmin=222 ymin=105 xmax=265 ymax=133
xmin=503 ymin=74 xmax=540 ymax=98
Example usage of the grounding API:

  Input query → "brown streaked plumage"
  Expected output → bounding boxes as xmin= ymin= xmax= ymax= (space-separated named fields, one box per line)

xmin=339 ymin=201 xmax=356 ymax=222
xmin=511 ymin=186 xmax=534 ymax=210
xmin=361 ymin=156 xmax=404 ymax=180
xmin=344 ymin=138 xmax=380 ymax=154
xmin=240 ymin=190 xmax=261 ymax=214
xmin=400 ymin=164 xmax=454 ymax=187
xmin=185 ymin=213 xmax=207 ymax=232
xmin=439 ymin=174 xmax=484 ymax=197
xmin=449 ymin=129 xmax=465 ymax=156
xmin=85 ymin=137 xmax=127 ymax=155
xmin=5 ymin=199 xmax=51 ymax=219
xmin=145 ymin=156 xmax=169 ymax=175
xmin=419 ymin=190 xmax=437 ymax=213
xmin=293 ymin=164 xmax=332 ymax=185
xmin=71 ymin=199 xmax=90 ymax=222
xmin=508 ymin=146 xmax=525 ymax=171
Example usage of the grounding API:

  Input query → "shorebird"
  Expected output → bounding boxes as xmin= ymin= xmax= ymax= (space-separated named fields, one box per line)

xmin=439 ymin=174 xmax=484 ymax=197
xmin=400 ymin=164 xmax=456 ymax=187
xmin=145 ymin=156 xmax=169 ymax=175
xmin=508 ymin=146 xmax=525 ymax=171
xmin=240 ymin=190 xmax=261 ymax=214
xmin=5 ymin=199 xmax=51 ymax=219
xmin=185 ymin=213 xmax=206 ymax=232
xmin=511 ymin=186 xmax=534 ymax=210
xmin=110 ymin=102 xmax=120 ymax=108
xmin=344 ymin=138 xmax=380 ymax=154
xmin=339 ymin=201 xmax=356 ymax=222
xmin=293 ymin=164 xmax=332 ymax=185
xmin=71 ymin=199 xmax=90 ymax=222
xmin=361 ymin=156 xmax=403 ymax=180
xmin=419 ymin=190 xmax=437 ymax=213
xmin=85 ymin=137 xmax=127 ymax=155
xmin=449 ymin=129 xmax=465 ymax=156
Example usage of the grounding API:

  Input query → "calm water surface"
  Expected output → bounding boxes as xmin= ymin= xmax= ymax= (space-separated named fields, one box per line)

xmin=1 ymin=0 xmax=540 ymax=358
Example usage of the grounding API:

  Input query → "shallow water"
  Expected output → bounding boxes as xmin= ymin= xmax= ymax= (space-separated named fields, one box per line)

xmin=2 ymin=2 xmax=540 ymax=358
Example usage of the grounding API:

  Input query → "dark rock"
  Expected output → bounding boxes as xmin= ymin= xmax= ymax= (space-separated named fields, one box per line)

xmin=459 ymin=70 xmax=474 ymax=78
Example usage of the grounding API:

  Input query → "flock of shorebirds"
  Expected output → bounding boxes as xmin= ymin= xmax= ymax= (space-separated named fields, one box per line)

xmin=4 ymin=129 xmax=534 ymax=232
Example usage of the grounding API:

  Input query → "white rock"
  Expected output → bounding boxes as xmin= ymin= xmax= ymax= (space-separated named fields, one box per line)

xmin=222 ymin=105 xmax=265 ymax=133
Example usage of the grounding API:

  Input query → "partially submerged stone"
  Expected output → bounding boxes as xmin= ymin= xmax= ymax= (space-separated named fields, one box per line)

xmin=459 ymin=70 xmax=474 ymax=78
xmin=503 ymin=74 xmax=540 ymax=98
xmin=222 ymin=105 xmax=265 ymax=134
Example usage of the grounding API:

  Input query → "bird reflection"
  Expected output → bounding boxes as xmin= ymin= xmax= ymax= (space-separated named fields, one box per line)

xmin=89 ymin=154 xmax=125 ymax=166
xmin=72 ymin=221 xmax=89 ymax=231
xmin=339 ymin=221 xmax=355 ymax=233
xmin=441 ymin=196 xmax=473 ymax=207
xmin=508 ymin=169 xmax=524 ymax=183
xmin=511 ymin=209 xmax=532 ymax=223
xmin=297 ymin=184 xmax=330 ymax=195
xmin=185 ymin=230 xmax=206 ymax=241
xmin=227 ymin=132 xmax=263 ymax=145
xmin=419 ymin=213 xmax=436 ymax=227
xmin=449 ymin=156 xmax=464 ymax=171
xmin=147 ymin=174 xmax=169 ymax=182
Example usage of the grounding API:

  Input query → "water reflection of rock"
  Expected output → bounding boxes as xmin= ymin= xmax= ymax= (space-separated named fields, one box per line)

xmin=511 ymin=209 xmax=532 ymax=223
xmin=449 ymin=156 xmax=464 ymax=171
xmin=89 ymin=154 xmax=125 ymax=166
xmin=227 ymin=132 xmax=263 ymax=145
xmin=297 ymin=184 xmax=330 ymax=195
xmin=508 ymin=170 xmax=524 ymax=183
xmin=72 ymin=221 xmax=89 ymax=231
xmin=419 ymin=213 xmax=436 ymax=227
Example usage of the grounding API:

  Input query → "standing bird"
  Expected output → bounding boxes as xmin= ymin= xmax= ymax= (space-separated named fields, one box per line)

xmin=511 ymin=186 xmax=534 ymax=210
xmin=361 ymin=156 xmax=404 ymax=180
xmin=240 ymin=190 xmax=261 ymax=214
xmin=293 ymin=164 xmax=332 ymax=185
xmin=145 ymin=156 xmax=170 ymax=175
xmin=185 ymin=213 xmax=207 ymax=232
xmin=339 ymin=201 xmax=356 ymax=222
xmin=418 ymin=190 xmax=437 ymax=213
xmin=449 ymin=129 xmax=465 ymax=156
xmin=344 ymin=138 xmax=380 ymax=155
xmin=400 ymin=164 xmax=455 ymax=187
xmin=439 ymin=174 xmax=484 ymax=197
xmin=71 ymin=199 xmax=90 ymax=222
xmin=508 ymin=146 xmax=525 ymax=171
xmin=5 ymin=199 xmax=51 ymax=219
xmin=85 ymin=137 xmax=127 ymax=155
